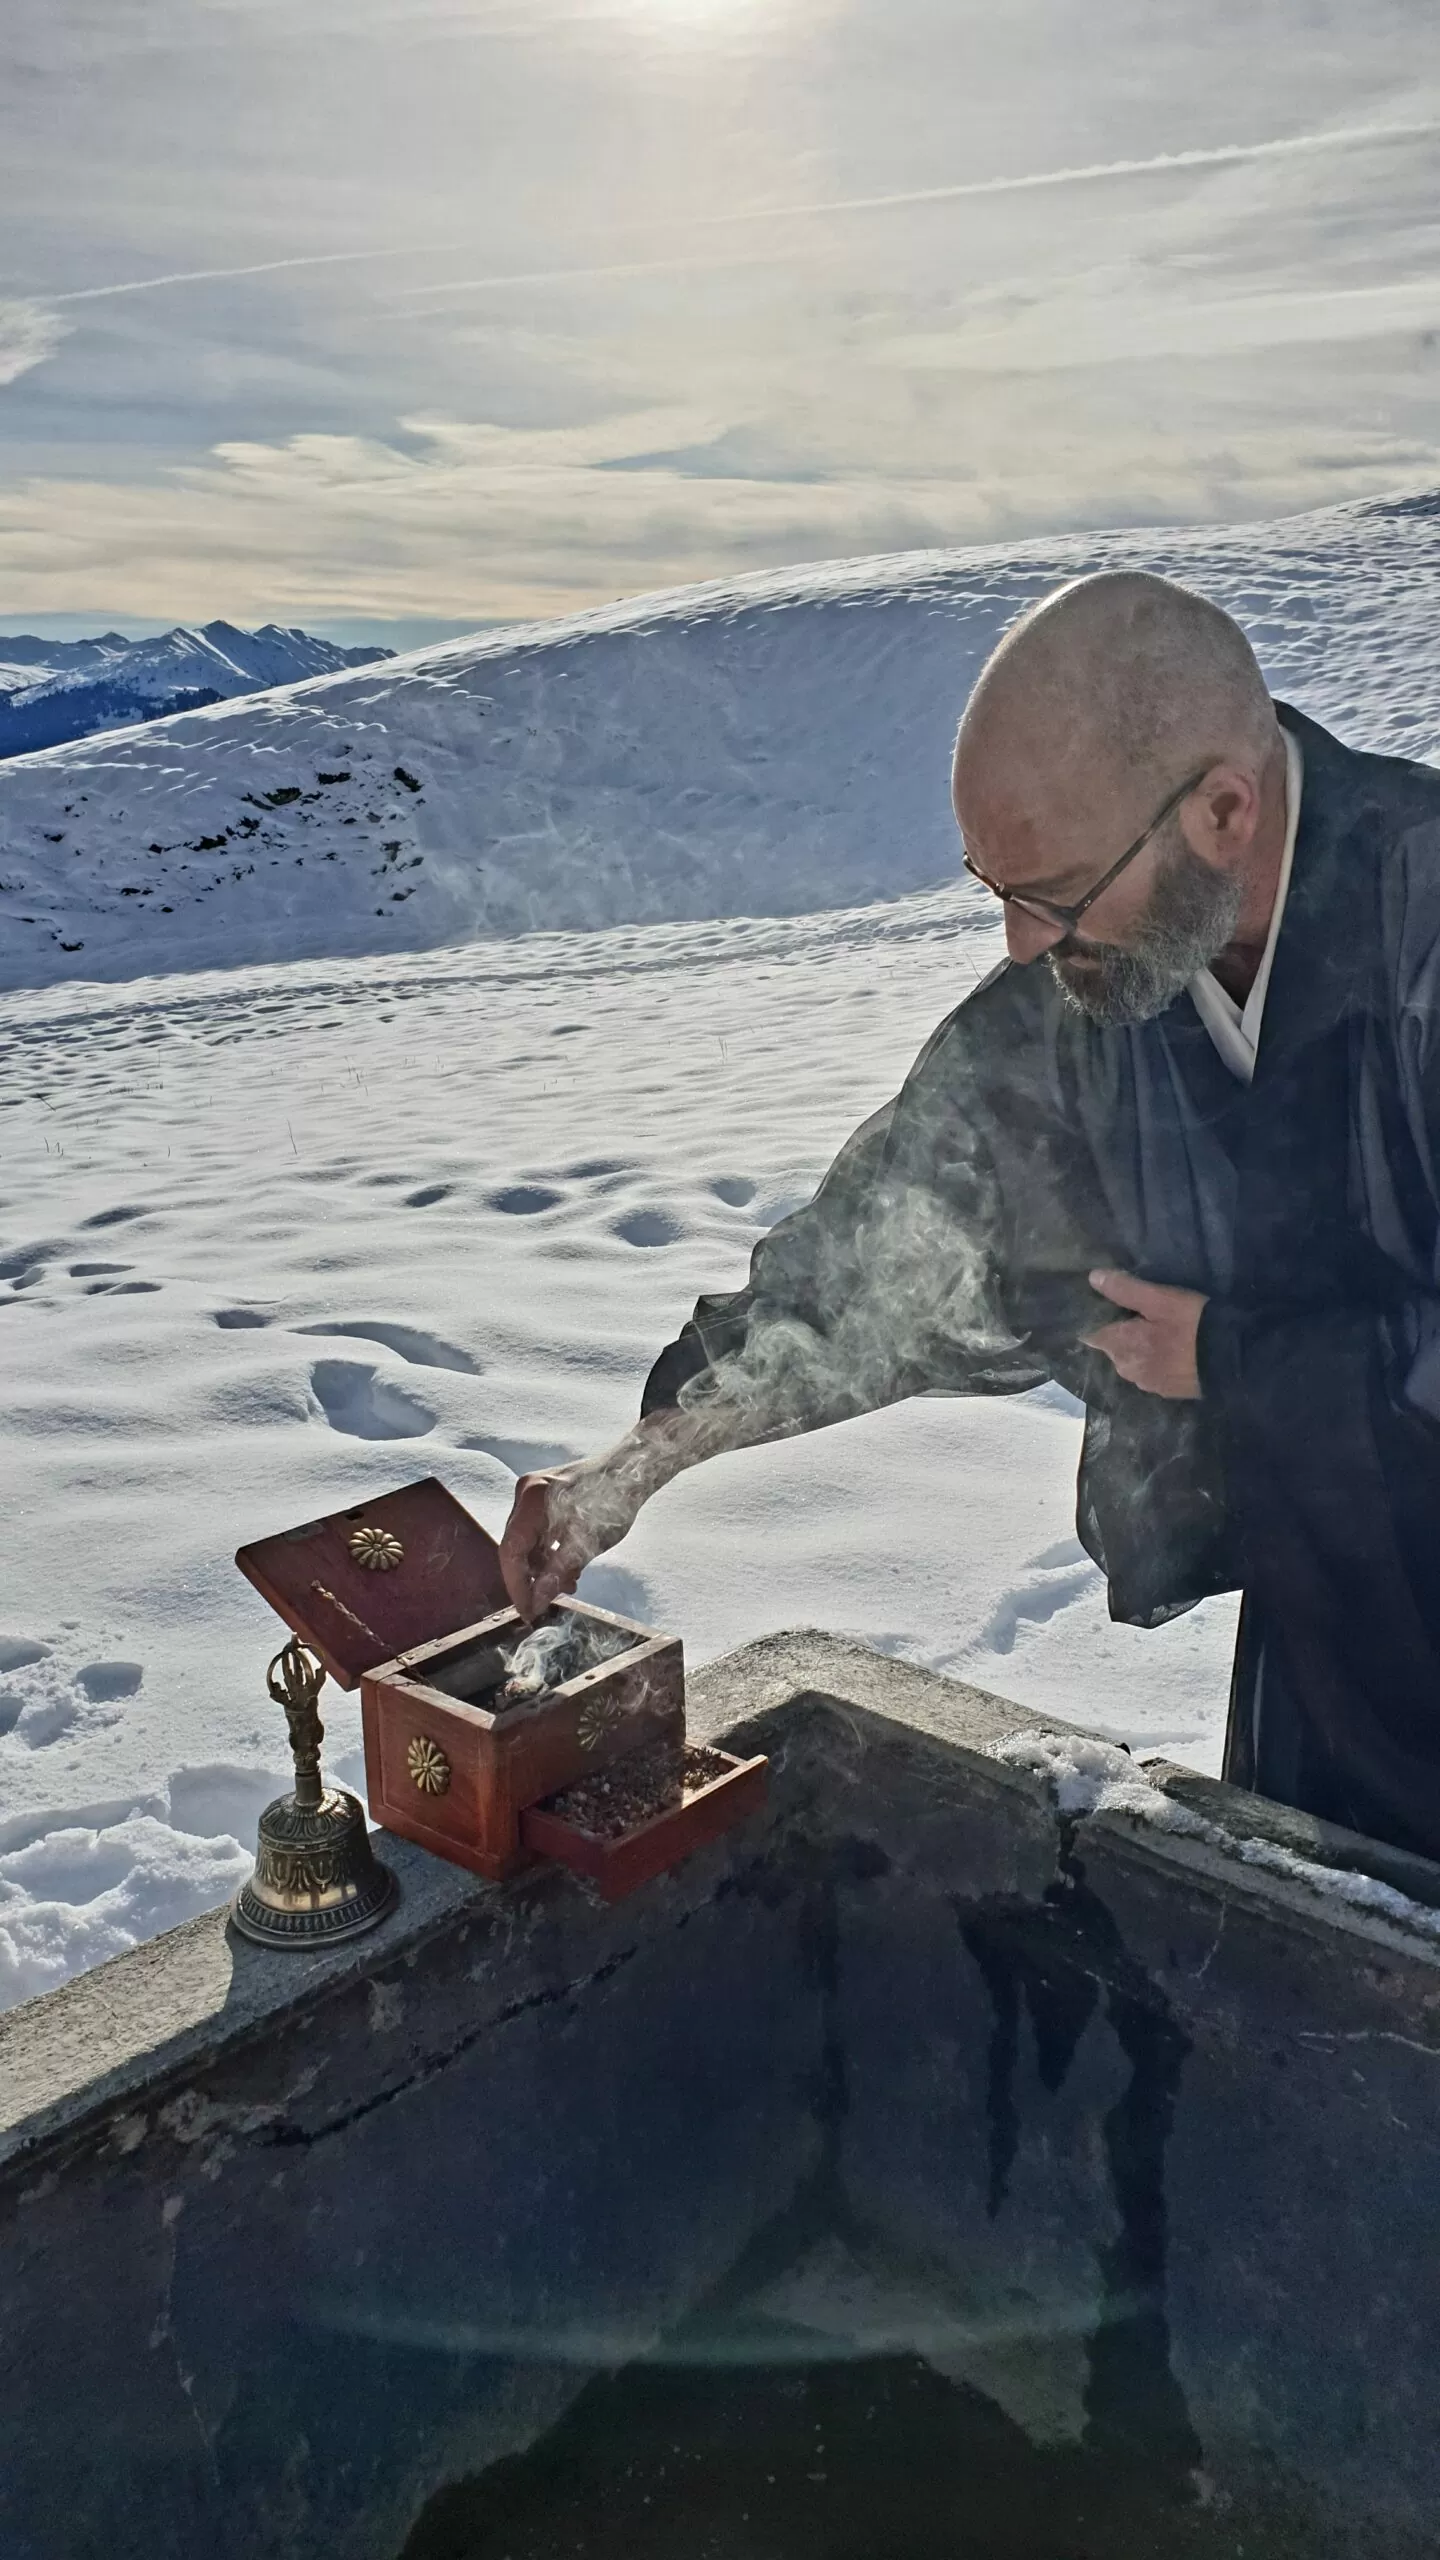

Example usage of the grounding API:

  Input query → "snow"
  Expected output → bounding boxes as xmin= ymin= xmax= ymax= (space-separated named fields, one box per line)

xmin=990 ymin=1729 xmax=1185 ymax=1823
xmin=0 ymin=489 xmax=1435 ymax=2010
xmin=1 ymin=491 xmax=1437 ymax=991
xmin=992 ymin=1729 xmax=1440 ymax=1947
xmin=0 ymin=621 xmax=388 ymax=762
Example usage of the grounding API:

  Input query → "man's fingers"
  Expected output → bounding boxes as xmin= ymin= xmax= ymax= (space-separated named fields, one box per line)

xmin=500 ymin=1476 xmax=556 ymax=1615
xmin=499 ymin=1541 xmax=537 ymax=1618
xmin=1088 ymin=1265 xmax=1169 ymax=1314
xmin=1082 ymin=1272 xmax=1205 ymax=1401
xmin=497 ymin=1521 xmax=529 ymax=1615
xmin=530 ymin=1543 xmax=582 ymax=1619
xmin=1083 ymin=1316 xmax=1145 ymax=1374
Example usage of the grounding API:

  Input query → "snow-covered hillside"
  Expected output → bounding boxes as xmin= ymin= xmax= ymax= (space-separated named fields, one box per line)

xmin=0 ymin=893 xmax=1244 ymax=2007
xmin=1 ymin=492 xmax=1436 ymax=992
xmin=0 ymin=490 xmax=1436 ymax=2011
xmin=0 ymin=621 xmax=389 ymax=764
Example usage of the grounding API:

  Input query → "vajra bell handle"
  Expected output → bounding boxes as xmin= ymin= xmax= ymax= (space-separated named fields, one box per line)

xmin=267 ymin=1635 xmax=328 ymax=1811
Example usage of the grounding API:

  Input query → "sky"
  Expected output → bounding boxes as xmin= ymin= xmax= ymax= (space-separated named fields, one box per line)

xmin=1 ymin=0 xmax=1437 ymax=645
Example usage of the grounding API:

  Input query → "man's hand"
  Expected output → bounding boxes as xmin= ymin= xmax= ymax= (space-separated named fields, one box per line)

xmin=499 ymin=1412 xmax=705 ymax=1619
xmin=499 ymin=1400 xmax=764 ymax=1620
xmin=499 ymin=1465 xmax=599 ymax=1622
xmin=501 ymin=1453 xmax=656 ymax=1621
xmin=1082 ymin=1268 xmax=1207 ymax=1400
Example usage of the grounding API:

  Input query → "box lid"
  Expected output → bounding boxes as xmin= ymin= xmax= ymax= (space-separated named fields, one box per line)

xmin=235 ymin=1476 xmax=511 ymax=1688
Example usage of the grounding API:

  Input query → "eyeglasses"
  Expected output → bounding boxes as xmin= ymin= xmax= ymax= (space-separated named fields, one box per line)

xmin=962 ymin=766 xmax=1211 ymax=934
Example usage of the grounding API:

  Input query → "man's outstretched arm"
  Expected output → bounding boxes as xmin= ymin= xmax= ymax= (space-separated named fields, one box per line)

xmin=500 ymin=1394 xmax=801 ymax=1618
xmin=500 ymin=1087 xmax=925 ymax=1617
xmin=498 ymin=971 xmax=1070 ymax=1619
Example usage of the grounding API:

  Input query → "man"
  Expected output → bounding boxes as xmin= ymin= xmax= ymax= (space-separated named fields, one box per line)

xmin=501 ymin=571 xmax=1440 ymax=1863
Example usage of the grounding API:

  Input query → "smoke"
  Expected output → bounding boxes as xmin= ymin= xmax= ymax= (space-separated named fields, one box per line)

xmin=532 ymin=1017 xmax=1080 ymax=1574
xmin=675 ymin=1156 xmax=1025 ymax=1446
xmin=504 ymin=1612 xmax=633 ymax=1698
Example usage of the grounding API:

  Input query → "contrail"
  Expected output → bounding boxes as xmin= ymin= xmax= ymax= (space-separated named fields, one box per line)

xmin=698 ymin=113 xmax=1440 ymax=228
xmin=37 ymin=113 xmax=1439 ymax=309
xmin=48 ymin=244 xmax=435 ymax=306
xmin=404 ymin=248 xmax=790 ymax=302
xmin=392 ymin=112 xmax=1440 ymax=306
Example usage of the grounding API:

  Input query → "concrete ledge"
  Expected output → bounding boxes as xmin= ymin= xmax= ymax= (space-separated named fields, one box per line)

xmin=0 ymin=1631 xmax=1044 ymax=2167
xmin=8 ymin=1628 xmax=1440 ymax=2172
xmin=5 ymin=1631 xmax=1440 ymax=2560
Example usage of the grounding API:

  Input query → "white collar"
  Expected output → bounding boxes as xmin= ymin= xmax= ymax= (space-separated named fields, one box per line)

xmin=1188 ymin=725 xmax=1303 ymax=1085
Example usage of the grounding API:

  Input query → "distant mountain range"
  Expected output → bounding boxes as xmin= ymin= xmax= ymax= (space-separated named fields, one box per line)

xmin=0 ymin=621 xmax=392 ymax=760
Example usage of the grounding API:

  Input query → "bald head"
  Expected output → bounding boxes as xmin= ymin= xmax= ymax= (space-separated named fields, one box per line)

xmin=952 ymin=572 xmax=1289 ymax=1026
xmin=955 ymin=570 xmax=1276 ymax=831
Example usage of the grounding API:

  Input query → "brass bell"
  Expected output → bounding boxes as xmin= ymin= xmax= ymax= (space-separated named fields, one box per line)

xmin=232 ymin=1635 xmax=398 ymax=1947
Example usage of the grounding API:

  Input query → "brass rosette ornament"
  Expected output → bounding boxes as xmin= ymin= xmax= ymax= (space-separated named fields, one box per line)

xmin=577 ymin=1694 xmax=624 ymax=1754
xmin=231 ymin=1634 xmax=398 ymax=1948
xmin=406 ymin=1734 xmax=451 ymax=1796
xmin=349 ymin=1524 xmax=405 ymax=1572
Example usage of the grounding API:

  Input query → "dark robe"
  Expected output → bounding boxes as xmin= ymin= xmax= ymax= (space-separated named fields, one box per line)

xmin=640 ymin=706 xmax=1440 ymax=1864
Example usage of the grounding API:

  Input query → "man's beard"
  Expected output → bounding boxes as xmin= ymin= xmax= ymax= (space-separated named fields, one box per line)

xmin=1047 ymin=836 xmax=1244 ymax=1028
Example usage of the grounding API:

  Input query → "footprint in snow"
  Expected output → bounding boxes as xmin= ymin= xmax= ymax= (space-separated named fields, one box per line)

xmin=75 ymin=1661 xmax=143 ymax=1702
xmin=1029 ymin=1538 xmax=1093 ymax=1570
xmin=403 ymin=1183 xmax=454 ymax=1208
xmin=17 ymin=1694 xmax=83 ymax=1749
xmin=168 ymin=1761 xmax=278 ymax=1844
xmin=489 ymin=1185 xmax=563 ymax=1215
xmin=78 ymin=1204 xmax=151 ymax=1230
xmin=293 ymin=1319 xmax=480 ymax=1374
xmin=611 ymin=1209 xmax=684 ymax=1248
xmin=1 ymin=1827 xmax=138 ymax=1905
xmin=0 ymin=1636 xmax=50 ymax=1674
xmin=1 ymin=1252 xmax=48 ymax=1290
xmin=0 ymin=1647 xmax=139 ymax=1747
xmin=213 ymin=1308 xmax=269 ymax=1329
xmin=458 ymin=1433 xmax=575 ymax=1474
xmin=711 ymin=1177 xmax=757 ymax=1207
xmin=309 ymin=1358 xmax=435 ymax=1441
xmin=975 ymin=1544 xmax=1099 ymax=1657
xmin=69 ymin=1261 xmax=132 ymax=1277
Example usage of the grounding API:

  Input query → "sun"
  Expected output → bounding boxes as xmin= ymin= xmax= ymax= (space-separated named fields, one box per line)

xmin=603 ymin=0 xmax=789 ymax=50
xmin=621 ymin=0 xmax=767 ymax=22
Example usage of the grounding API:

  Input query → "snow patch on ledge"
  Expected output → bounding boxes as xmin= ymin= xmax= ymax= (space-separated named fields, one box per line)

xmin=991 ymin=1729 xmax=1191 ymax=1824
xmin=990 ymin=1729 xmax=1440 ymax=1948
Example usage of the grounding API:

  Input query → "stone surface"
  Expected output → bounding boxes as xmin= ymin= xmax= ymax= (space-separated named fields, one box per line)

xmin=4 ymin=1630 xmax=1440 ymax=2558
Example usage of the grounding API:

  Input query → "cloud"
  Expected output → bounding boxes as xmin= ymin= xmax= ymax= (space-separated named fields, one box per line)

xmin=1 ymin=407 xmax=1435 ymax=626
xmin=878 ymin=274 xmax=1440 ymax=376
xmin=5 ymin=4 xmax=1437 ymax=623
xmin=0 ymin=300 xmax=69 ymax=389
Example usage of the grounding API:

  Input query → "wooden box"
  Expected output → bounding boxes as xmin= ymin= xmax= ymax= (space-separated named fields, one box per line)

xmin=360 ymin=1602 xmax=684 ymax=1879
xmin=236 ymin=1477 xmax=684 ymax=1880
xmin=521 ymin=1745 xmax=771 ymax=1902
